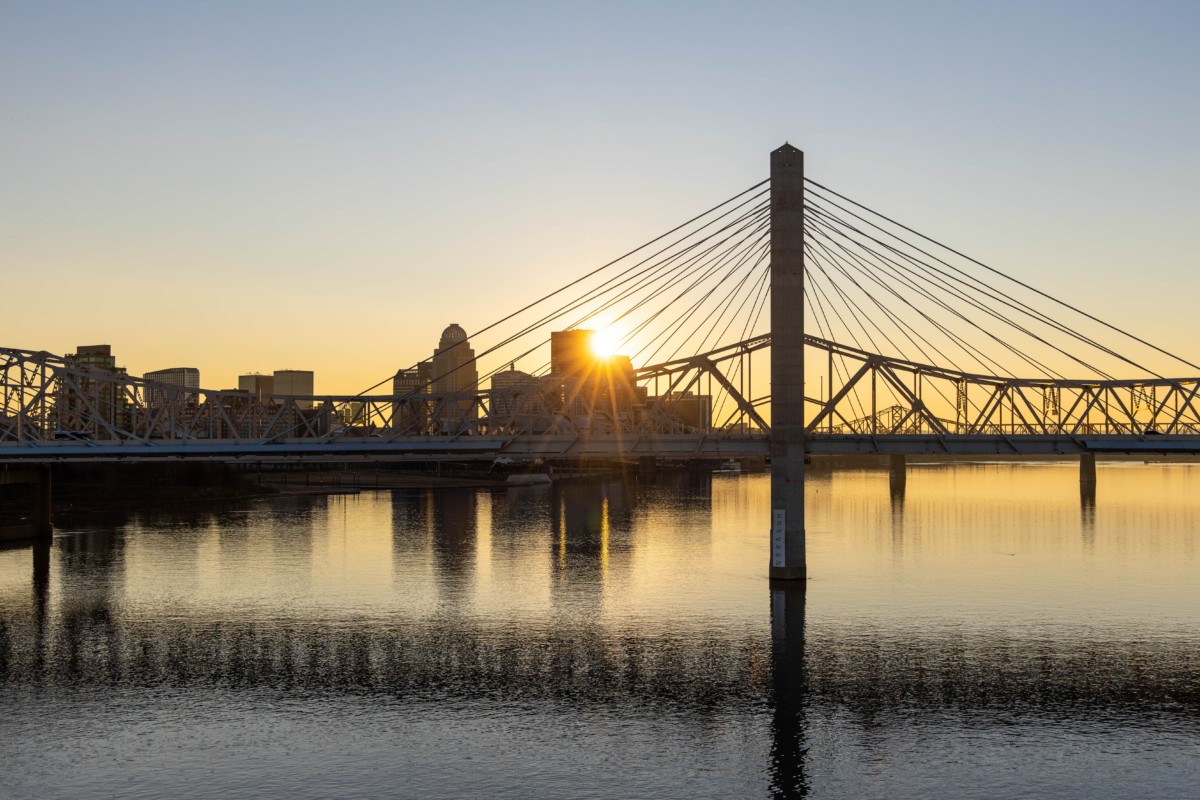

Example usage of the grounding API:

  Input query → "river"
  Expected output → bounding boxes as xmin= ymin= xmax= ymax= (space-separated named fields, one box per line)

xmin=1 ymin=462 xmax=1196 ymax=798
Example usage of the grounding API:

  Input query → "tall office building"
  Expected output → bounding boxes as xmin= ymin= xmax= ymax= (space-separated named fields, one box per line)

xmin=145 ymin=367 xmax=200 ymax=388
xmin=427 ymin=324 xmax=478 ymax=432
xmin=550 ymin=329 xmax=595 ymax=378
xmin=69 ymin=344 xmax=120 ymax=371
xmin=57 ymin=344 xmax=129 ymax=434
xmin=238 ymin=373 xmax=275 ymax=398
xmin=273 ymin=370 xmax=315 ymax=410
xmin=237 ymin=370 xmax=314 ymax=409
xmin=144 ymin=367 xmax=200 ymax=408
xmin=393 ymin=361 xmax=433 ymax=396
xmin=489 ymin=367 xmax=540 ymax=426
xmin=549 ymin=329 xmax=644 ymax=424
xmin=431 ymin=324 xmax=478 ymax=394
xmin=392 ymin=361 xmax=432 ymax=433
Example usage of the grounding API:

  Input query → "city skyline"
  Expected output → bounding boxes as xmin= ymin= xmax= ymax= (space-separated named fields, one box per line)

xmin=51 ymin=322 xmax=638 ymax=401
xmin=4 ymin=2 xmax=1199 ymax=394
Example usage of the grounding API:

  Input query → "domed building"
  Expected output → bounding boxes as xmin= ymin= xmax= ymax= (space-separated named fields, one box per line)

xmin=438 ymin=323 xmax=468 ymax=349
xmin=431 ymin=323 xmax=477 ymax=395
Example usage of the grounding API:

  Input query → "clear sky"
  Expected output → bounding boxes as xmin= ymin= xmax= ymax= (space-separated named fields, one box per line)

xmin=3 ymin=0 xmax=1198 ymax=392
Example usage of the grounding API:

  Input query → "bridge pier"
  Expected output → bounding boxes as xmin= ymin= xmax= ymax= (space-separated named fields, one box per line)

xmin=638 ymin=456 xmax=657 ymax=479
xmin=1080 ymin=453 xmax=1097 ymax=501
xmin=1 ymin=466 xmax=53 ymax=542
xmin=769 ymin=143 xmax=807 ymax=582
xmin=888 ymin=454 xmax=907 ymax=496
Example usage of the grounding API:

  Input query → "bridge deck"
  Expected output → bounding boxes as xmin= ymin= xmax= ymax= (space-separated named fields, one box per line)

xmin=807 ymin=434 xmax=1200 ymax=456
xmin=4 ymin=433 xmax=1200 ymax=464
xmin=0 ymin=434 xmax=771 ymax=463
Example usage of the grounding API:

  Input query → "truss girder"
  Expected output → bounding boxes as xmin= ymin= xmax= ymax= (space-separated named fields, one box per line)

xmin=0 ymin=339 xmax=769 ymax=448
xmin=7 ymin=334 xmax=1200 ymax=454
xmin=803 ymin=335 xmax=1200 ymax=436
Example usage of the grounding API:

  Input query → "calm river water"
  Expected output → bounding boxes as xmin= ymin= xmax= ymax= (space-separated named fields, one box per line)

xmin=1 ymin=462 xmax=1197 ymax=799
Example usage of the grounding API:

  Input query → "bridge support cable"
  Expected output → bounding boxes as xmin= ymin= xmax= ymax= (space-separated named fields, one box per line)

xmin=566 ymin=214 xmax=769 ymax=361
xmin=806 ymin=215 xmax=1037 ymax=377
xmin=630 ymin=235 xmax=770 ymax=365
xmin=456 ymin=206 xmax=770 ymax=392
xmin=807 ymin=202 xmax=1089 ymax=378
xmin=633 ymin=248 xmax=772 ymax=431
xmin=805 ymin=201 xmax=1120 ymax=380
xmin=560 ymin=205 xmax=770 ymax=339
xmin=362 ymin=185 xmax=771 ymax=401
xmin=366 ymin=178 xmax=775 ymax=439
xmin=789 ymin=176 xmax=1200 ymax=438
xmin=802 ymin=251 xmax=969 ymax=430
xmin=708 ymin=260 xmax=773 ymax=427
xmin=805 ymin=235 xmax=961 ymax=373
xmin=805 ymin=178 xmax=1200 ymax=374
xmin=312 ymin=184 xmax=776 ymax=441
xmin=806 ymin=280 xmax=864 ymax=422
xmin=804 ymin=183 xmax=1174 ymax=379
xmin=803 ymin=270 xmax=870 ymax=424
xmin=804 ymin=218 xmax=1076 ymax=427
xmin=477 ymin=216 xmax=772 ymax=435
xmin=377 ymin=195 xmax=772 ymax=438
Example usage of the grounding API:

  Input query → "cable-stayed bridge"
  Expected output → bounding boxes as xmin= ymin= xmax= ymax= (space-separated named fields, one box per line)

xmin=5 ymin=144 xmax=1199 ymax=574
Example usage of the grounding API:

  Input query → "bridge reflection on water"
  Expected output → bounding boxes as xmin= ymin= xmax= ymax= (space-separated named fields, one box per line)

xmin=1 ymin=466 xmax=1198 ymax=798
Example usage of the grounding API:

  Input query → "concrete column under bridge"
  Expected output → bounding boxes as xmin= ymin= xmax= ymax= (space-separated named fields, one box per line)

xmin=0 ymin=466 xmax=53 ymax=542
xmin=889 ymin=454 xmax=907 ymax=496
xmin=769 ymin=143 xmax=807 ymax=581
xmin=1080 ymin=453 xmax=1097 ymax=504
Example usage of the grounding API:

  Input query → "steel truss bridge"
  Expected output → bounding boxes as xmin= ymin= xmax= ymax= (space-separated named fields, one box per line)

xmin=4 ymin=332 xmax=1199 ymax=463
xmin=0 ymin=338 xmax=771 ymax=463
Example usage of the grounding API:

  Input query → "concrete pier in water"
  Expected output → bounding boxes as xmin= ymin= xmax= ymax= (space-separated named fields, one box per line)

xmin=0 ymin=466 xmax=52 ymax=542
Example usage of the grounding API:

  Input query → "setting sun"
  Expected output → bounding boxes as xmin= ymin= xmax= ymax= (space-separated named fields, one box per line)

xmin=591 ymin=327 xmax=621 ymax=358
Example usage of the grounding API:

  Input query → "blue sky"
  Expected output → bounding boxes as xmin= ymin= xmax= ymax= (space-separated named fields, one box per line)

xmin=3 ymin=1 xmax=1198 ymax=390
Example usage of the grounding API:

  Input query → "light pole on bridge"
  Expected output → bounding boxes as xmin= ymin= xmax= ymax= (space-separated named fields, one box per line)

xmin=770 ymin=143 xmax=807 ymax=582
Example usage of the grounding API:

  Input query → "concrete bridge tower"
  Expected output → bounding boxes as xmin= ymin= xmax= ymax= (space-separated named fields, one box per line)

xmin=769 ymin=143 xmax=806 ymax=581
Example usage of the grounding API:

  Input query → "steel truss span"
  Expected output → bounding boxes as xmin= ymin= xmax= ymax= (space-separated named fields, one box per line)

xmin=5 ymin=335 xmax=1200 ymax=462
xmin=805 ymin=335 xmax=1200 ymax=454
xmin=0 ymin=345 xmax=769 ymax=462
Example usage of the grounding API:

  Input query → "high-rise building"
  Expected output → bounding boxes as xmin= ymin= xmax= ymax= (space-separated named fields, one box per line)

xmin=144 ymin=367 xmax=200 ymax=408
xmin=425 ymin=324 xmax=478 ymax=432
xmin=550 ymin=329 xmax=595 ymax=378
xmin=548 ymin=329 xmax=644 ymax=425
xmin=57 ymin=344 xmax=130 ymax=435
xmin=238 ymin=373 xmax=275 ymax=398
xmin=649 ymin=391 xmax=712 ymax=432
xmin=273 ymin=370 xmax=315 ymax=410
xmin=393 ymin=361 xmax=432 ymax=396
xmin=237 ymin=370 xmax=314 ymax=409
xmin=489 ymin=367 xmax=540 ymax=427
xmin=70 ymin=344 xmax=119 ymax=370
xmin=392 ymin=361 xmax=433 ymax=433
xmin=145 ymin=366 xmax=199 ymax=388
xmin=431 ymin=324 xmax=478 ymax=394
xmin=233 ymin=370 xmax=320 ymax=436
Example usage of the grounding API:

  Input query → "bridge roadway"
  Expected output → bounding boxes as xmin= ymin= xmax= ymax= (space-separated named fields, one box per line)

xmin=3 ymin=432 xmax=1200 ymax=463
